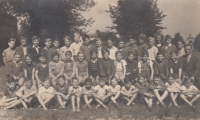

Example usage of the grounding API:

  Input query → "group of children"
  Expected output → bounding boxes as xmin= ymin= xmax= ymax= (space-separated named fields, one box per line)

xmin=1 ymin=32 xmax=200 ymax=112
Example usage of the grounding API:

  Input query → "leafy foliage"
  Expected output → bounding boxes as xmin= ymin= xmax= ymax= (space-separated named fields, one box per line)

xmin=108 ymin=0 xmax=166 ymax=41
xmin=3 ymin=0 xmax=95 ymax=41
xmin=172 ymin=33 xmax=184 ymax=47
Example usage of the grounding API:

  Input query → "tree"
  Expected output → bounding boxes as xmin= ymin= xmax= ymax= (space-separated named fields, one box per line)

xmin=2 ymin=0 xmax=95 ymax=43
xmin=108 ymin=0 xmax=166 ymax=41
xmin=194 ymin=33 xmax=200 ymax=52
xmin=172 ymin=33 xmax=184 ymax=47
xmin=96 ymin=30 xmax=119 ymax=46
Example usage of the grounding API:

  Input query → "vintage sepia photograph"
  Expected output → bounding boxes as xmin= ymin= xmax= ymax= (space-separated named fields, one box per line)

xmin=0 ymin=0 xmax=200 ymax=119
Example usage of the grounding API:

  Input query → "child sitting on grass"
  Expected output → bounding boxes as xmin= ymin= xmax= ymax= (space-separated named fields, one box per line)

xmin=37 ymin=78 xmax=55 ymax=110
xmin=120 ymin=79 xmax=138 ymax=106
xmin=7 ymin=52 xmax=24 ymax=87
xmin=0 ymin=78 xmax=19 ymax=109
xmin=134 ymin=74 xmax=154 ymax=111
xmin=49 ymin=52 xmax=64 ymax=86
xmin=12 ymin=78 xmax=37 ymax=110
xmin=165 ymin=74 xmax=182 ymax=107
xmin=76 ymin=52 xmax=88 ymax=85
xmin=68 ymin=78 xmax=82 ymax=112
xmin=35 ymin=53 xmax=49 ymax=88
xmin=64 ymin=51 xmax=76 ymax=84
xmin=180 ymin=76 xmax=200 ymax=109
xmin=108 ymin=78 xmax=121 ymax=109
xmin=54 ymin=75 xmax=70 ymax=109
xmin=82 ymin=78 xmax=95 ymax=110
xmin=92 ymin=78 xmax=112 ymax=111
xmin=149 ymin=75 xmax=168 ymax=107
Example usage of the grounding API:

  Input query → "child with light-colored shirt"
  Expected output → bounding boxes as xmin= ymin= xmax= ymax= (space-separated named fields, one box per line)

xmin=37 ymin=78 xmax=55 ymax=110
xmin=49 ymin=52 xmax=64 ymax=86
xmin=147 ymin=37 xmax=158 ymax=61
xmin=180 ymin=76 xmax=200 ymax=108
xmin=14 ymin=79 xmax=37 ymax=109
xmin=76 ymin=52 xmax=88 ymax=85
xmin=121 ymin=79 xmax=138 ymax=106
xmin=70 ymin=33 xmax=82 ymax=61
xmin=92 ymin=78 xmax=112 ymax=111
xmin=82 ymin=78 xmax=95 ymax=110
xmin=68 ymin=78 xmax=82 ymax=112
xmin=114 ymin=51 xmax=127 ymax=84
xmin=165 ymin=74 xmax=182 ymax=107
xmin=60 ymin=36 xmax=72 ymax=61
xmin=107 ymin=39 xmax=118 ymax=60
xmin=109 ymin=78 xmax=121 ymax=109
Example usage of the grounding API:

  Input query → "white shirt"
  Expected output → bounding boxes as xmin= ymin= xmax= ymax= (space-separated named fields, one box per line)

xmin=148 ymin=46 xmax=158 ymax=60
xmin=108 ymin=46 xmax=118 ymax=60
xmin=94 ymin=85 xmax=110 ymax=97
xmin=38 ymin=86 xmax=54 ymax=95
xmin=59 ymin=46 xmax=72 ymax=61
xmin=22 ymin=45 xmax=27 ymax=56
xmin=181 ymin=85 xmax=198 ymax=97
xmin=70 ymin=42 xmax=82 ymax=56
xmin=108 ymin=85 xmax=121 ymax=94
xmin=97 ymin=46 xmax=103 ymax=58
xmin=115 ymin=60 xmax=127 ymax=71
xmin=166 ymin=43 xmax=172 ymax=49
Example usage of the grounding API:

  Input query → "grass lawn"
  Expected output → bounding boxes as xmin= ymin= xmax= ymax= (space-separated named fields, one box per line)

xmin=0 ymin=67 xmax=200 ymax=120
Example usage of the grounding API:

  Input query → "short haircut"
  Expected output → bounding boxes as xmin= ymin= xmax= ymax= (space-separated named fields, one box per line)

xmin=32 ymin=36 xmax=39 ymax=41
xmin=164 ymin=35 xmax=172 ymax=41
xmin=54 ymin=37 xmax=60 ymax=42
xmin=185 ymin=44 xmax=193 ymax=49
xmin=57 ymin=75 xmax=65 ymax=80
xmin=63 ymin=35 xmax=70 ymax=41
xmin=157 ymin=52 xmax=164 ymax=56
xmin=128 ymin=51 xmax=136 ymax=57
xmin=45 ymin=38 xmax=52 ymax=42
xmin=7 ymin=77 xmax=15 ymax=83
xmin=138 ymin=33 xmax=147 ymax=40
xmin=99 ymin=78 xmax=106 ymax=82
xmin=177 ymin=39 xmax=185 ymax=46
xmin=51 ymin=52 xmax=59 ymax=59
xmin=65 ymin=51 xmax=72 ymax=57
xmin=107 ymin=38 xmax=113 ymax=42
xmin=118 ymin=39 xmax=124 ymax=43
xmin=183 ymin=76 xmax=193 ymax=83
xmin=44 ymin=77 xmax=50 ymax=82
xmin=90 ymin=49 xmax=97 ymax=56
xmin=142 ymin=51 xmax=149 ymax=57
xmin=25 ymin=54 xmax=32 ymax=60
xmin=8 ymin=38 xmax=16 ymax=43
xmin=103 ymin=49 xmax=110 ymax=55
xmin=72 ymin=77 xmax=79 ymax=82
xmin=82 ymin=35 xmax=90 ymax=42
xmin=24 ymin=78 xmax=32 ymax=83
xmin=168 ymin=73 xmax=176 ymax=79
xmin=85 ymin=78 xmax=92 ymax=83
xmin=39 ymin=52 xmax=47 ymax=58
xmin=96 ymin=38 xmax=102 ymax=42
xmin=77 ymin=51 xmax=84 ymax=56
xmin=147 ymin=37 xmax=155 ymax=42
xmin=153 ymin=74 xmax=161 ymax=80
xmin=115 ymin=51 xmax=122 ymax=57
xmin=14 ymin=51 xmax=21 ymax=56
xmin=138 ymin=73 xmax=146 ymax=79
xmin=124 ymin=78 xmax=131 ymax=84
xmin=20 ymin=37 xmax=27 ymax=41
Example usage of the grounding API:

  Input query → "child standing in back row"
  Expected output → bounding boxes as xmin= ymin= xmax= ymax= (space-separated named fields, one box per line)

xmin=48 ymin=38 xmax=60 ymax=62
xmin=41 ymin=38 xmax=52 ymax=62
xmin=60 ymin=36 xmax=72 ymax=61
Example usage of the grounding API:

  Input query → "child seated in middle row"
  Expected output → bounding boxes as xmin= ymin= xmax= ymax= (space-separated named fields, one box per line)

xmin=180 ymin=76 xmax=200 ymax=108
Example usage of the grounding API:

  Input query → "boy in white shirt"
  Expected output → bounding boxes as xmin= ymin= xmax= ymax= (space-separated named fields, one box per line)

xmin=37 ymin=78 xmax=55 ymax=110
xmin=120 ymin=79 xmax=138 ymax=106
xmin=180 ymin=76 xmax=200 ymax=108
xmin=114 ymin=51 xmax=127 ymax=85
xmin=92 ymin=78 xmax=112 ymax=110
xmin=109 ymin=78 xmax=121 ymax=109
xmin=70 ymin=33 xmax=82 ymax=61
xmin=107 ymin=38 xmax=118 ymax=60
xmin=59 ymin=36 xmax=72 ymax=61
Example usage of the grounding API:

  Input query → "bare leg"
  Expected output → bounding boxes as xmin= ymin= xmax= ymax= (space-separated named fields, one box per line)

xmin=154 ymin=89 xmax=165 ymax=106
xmin=111 ymin=92 xmax=120 ymax=103
xmin=57 ymin=95 xmax=65 ymax=108
xmin=4 ymin=100 xmax=21 ymax=110
xmin=84 ymin=95 xmax=90 ymax=105
xmin=18 ymin=78 xmax=24 ymax=87
xmin=170 ymin=93 xmax=178 ymax=106
xmin=94 ymin=98 xmax=107 ymax=108
xmin=20 ymin=98 xmax=28 ymax=109
xmin=71 ymin=95 xmax=75 ymax=112
xmin=160 ymin=90 xmax=168 ymax=101
xmin=127 ymin=93 xmax=137 ymax=106
xmin=76 ymin=96 xmax=80 ymax=112
xmin=190 ymin=94 xmax=200 ymax=104
xmin=180 ymin=94 xmax=192 ymax=106
xmin=122 ymin=96 xmax=130 ymax=102
xmin=148 ymin=98 xmax=153 ymax=107
xmin=37 ymin=95 xmax=47 ymax=110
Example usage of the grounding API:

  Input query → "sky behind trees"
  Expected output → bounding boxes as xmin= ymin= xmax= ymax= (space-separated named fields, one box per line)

xmin=82 ymin=0 xmax=200 ymax=39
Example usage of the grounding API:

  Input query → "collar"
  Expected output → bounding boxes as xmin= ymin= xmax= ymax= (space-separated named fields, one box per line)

xmin=13 ymin=61 xmax=22 ymax=65
xmin=98 ymin=46 xmax=102 ymax=49
xmin=108 ymin=46 xmax=114 ymax=49
xmin=91 ymin=58 xmax=97 ymax=63
xmin=187 ymin=54 xmax=192 ymax=58
xmin=156 ymin=43 xmax=161 ymax=47
xmin=44 ymin=47 xmax=49 ymax=50
xmin=65 ymin=59 xmax=73 ymax=63
xmin=78 ymin=60 xmax=85 ymax=64
xmin=21 ymin=45 xmax=26 ymax=48
xmin=167 ymin=43 xmax=172 ymax=47
xmin=32 ymin=45 xmax=39 ymax=48
xmin=129 ymin=44 xmax=136 ymax=48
